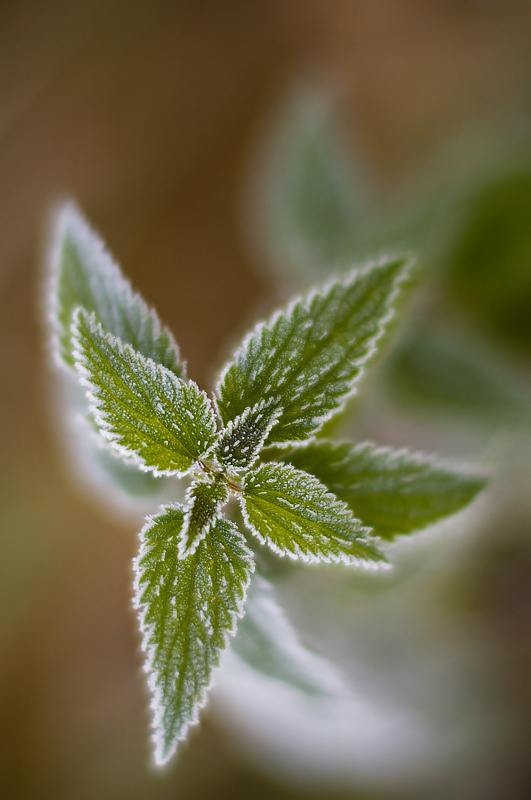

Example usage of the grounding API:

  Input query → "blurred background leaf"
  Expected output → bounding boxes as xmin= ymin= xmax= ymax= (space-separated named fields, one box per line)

xmin=254 ymin=89 xmax=368 ymax=284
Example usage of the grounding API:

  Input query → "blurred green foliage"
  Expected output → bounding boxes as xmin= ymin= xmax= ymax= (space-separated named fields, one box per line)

xmin=446 ymin=168 xmax=531 ymax=355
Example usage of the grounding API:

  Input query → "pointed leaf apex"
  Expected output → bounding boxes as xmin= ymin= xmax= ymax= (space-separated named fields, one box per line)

xmin=216 ymin=254 xmax=411 ymax=445
xmin=215 ymin=398 xmax=282 ymax=471
xmin=178 ymin=479 xmax=230 ymax=559
xmin=134 ymin=505 xmax=254 ymax=764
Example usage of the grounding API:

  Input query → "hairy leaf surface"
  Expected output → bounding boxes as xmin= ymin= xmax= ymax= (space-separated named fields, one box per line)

xmin=241 ymin=462 xmax=385 ymax=566
xmin=48 ymin=202 xmax=183 ymax=375
xmin=217 ymin=257 xmax=409 ymax=445
xmin=72 ymin=310 xmax=217 ymax=475
xmin=178 ymin=479 xmax=230 ymax=559
xmin=215 ymin=400 xmax=281 ymax=471
xmin=280 ymin=441 xmax=487 ymax=540
xmin=135 ymin=505 xmax=253 ymax=765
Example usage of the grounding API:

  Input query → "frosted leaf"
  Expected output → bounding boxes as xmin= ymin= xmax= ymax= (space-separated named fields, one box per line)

xmin=234 ymin=575 xmax=346 ymax=697
xmin=215 ymin=399 xmax=281 ymax=471
xmin=72 ymin=309 xmax=218 ymax=476
xmin=241 ymin=462 xmax=386 ymax=567
xmin=178 ymin=479 xmax=230 ymax=559
xmin=46 ymin=201 xmax=184 ymax=376
xmin=279 ymin=440 xmax=488 ymax=540
xmin=216 ymin=257 xmax=409 ymax=446
xmin=134 ymin=505 xmax=254 ymax=765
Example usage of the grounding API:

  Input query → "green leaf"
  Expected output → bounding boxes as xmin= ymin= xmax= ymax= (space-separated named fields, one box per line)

xmin=233 ymin=575 xmax=344 ymax=697
xmin=215 ymin=400 xmax=281 ymax=471
xmin=217 ymin=256 xmax=409 ymax=445
xmin=279 ymin=440 xmax=487 ymax=540
xmin=134 ymin=505 xmax=254 ymax=766
xmin=47 ymin=202 xmax=184 ymax=376
xmin=178 ymin=479 xmax=230 ymax=559
xmin=241 ymin=462 xmax=386 ymax=566
xmin=72 ymin=309 xmax=218 ymax=476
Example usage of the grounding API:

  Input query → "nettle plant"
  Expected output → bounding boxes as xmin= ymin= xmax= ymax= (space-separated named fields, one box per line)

xmin=45 ymin=204 xmax=486 ymax=766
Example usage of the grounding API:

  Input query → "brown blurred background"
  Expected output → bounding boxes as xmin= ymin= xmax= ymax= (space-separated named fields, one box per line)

xmin=1 ymin=2 xmax=531 ymax=799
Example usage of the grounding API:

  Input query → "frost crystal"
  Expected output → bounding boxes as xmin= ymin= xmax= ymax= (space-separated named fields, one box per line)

xmin=215 ymin=399 xmax=281 ymax=471
xmin=216 ymin=256 xmax=409 ymax=445
xmin=178 ymin=479 xmax=230 ymax=559
xmin=241 ymin=462 xmax=387 ymax=567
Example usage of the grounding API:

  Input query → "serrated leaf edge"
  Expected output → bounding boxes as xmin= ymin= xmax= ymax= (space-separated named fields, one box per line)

xmin=215 ymin=256 xmax=410 ymax=444
xmin=215 ymin=397 xmax=283 ymax=471
xmin=44 ymin=200 xmax=184 ymax=376
xmin=240 ymin=462 xmax=388 ymax=569
xmin=132 ymin=504 xmax=255 ymax=766
xmin=177 ymin=481 xmax=230 ymax=560
xmin=71 ymin=309 xmax=216 ymax=477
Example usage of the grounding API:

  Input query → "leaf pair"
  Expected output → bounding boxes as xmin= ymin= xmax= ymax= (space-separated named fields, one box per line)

xmin=46 ymin=203 xmax=486 ymax=767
